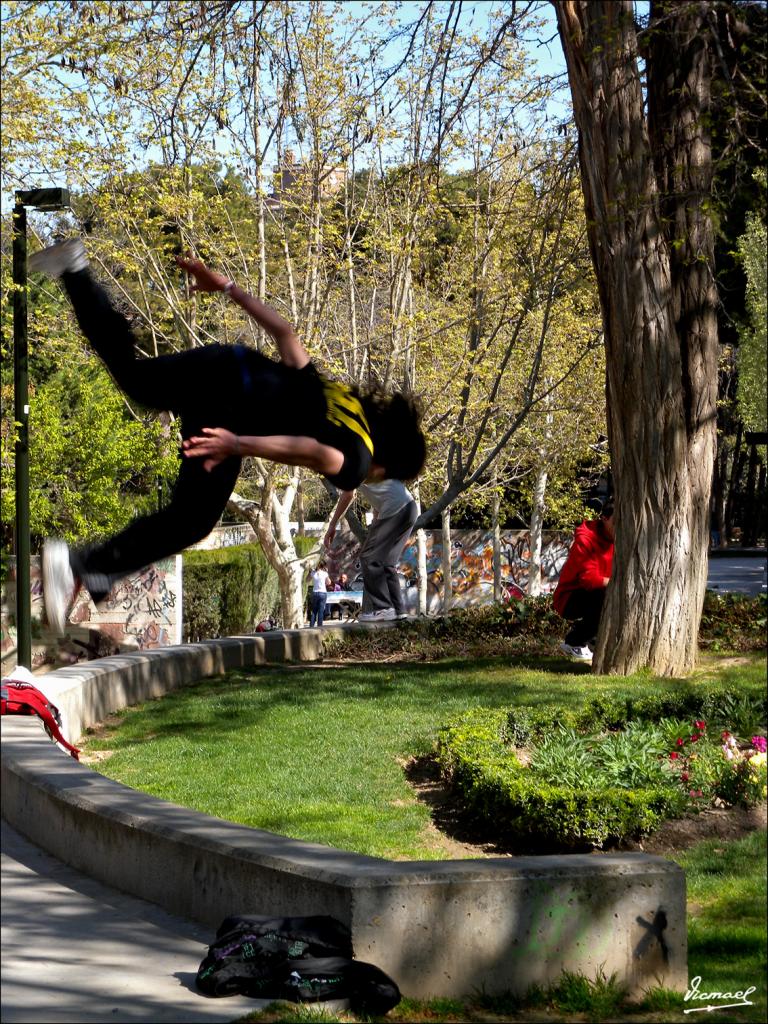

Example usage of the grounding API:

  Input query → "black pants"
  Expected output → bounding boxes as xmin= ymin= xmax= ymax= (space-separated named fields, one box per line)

xmin=561 ymin=588 xmax=606 ymax=647
xmin=61 ymin=270 xmax=245 ymax=601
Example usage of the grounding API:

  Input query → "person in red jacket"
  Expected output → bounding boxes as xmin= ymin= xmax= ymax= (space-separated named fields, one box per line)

xmin=553 ymin=501 xmax=615 ymax=662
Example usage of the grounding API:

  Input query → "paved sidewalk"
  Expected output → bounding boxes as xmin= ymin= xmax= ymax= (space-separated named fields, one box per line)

xmin=0 ymin=820 xmax=265 ymax=1024
xmin=706 ymin=553 xmax=767 ymax=597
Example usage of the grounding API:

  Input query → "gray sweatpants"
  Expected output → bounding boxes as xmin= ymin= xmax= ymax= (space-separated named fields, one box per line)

xmin=360 ymin=500 xmax=418 ymax=614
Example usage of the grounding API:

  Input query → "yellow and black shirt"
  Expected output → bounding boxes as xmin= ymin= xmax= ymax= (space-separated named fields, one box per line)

xmin=234 ymin=346 xmax=373 ymax=490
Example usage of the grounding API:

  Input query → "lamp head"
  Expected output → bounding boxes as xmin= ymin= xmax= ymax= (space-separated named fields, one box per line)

xmin=16 ymin=188 xmax=70 ymax=210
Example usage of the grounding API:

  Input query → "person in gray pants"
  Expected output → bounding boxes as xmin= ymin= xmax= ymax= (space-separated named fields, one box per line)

xmin=324 ymin=480 xmax=418 ymax=621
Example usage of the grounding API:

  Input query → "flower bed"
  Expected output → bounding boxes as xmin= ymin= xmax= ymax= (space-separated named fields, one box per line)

xmin=435 ymin=690 xmax=767 ymax=849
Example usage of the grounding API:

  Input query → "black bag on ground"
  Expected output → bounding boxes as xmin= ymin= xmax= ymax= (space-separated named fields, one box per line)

xmin=196 ymin=915 xmax=352 ymax=996
xmin=196 ymin=914 xmax=400 ymax=1014
xmin=215 ymin=914 xmax=353 ymax=952
xmin=268 ymin=957 xmax=401 ymax=1014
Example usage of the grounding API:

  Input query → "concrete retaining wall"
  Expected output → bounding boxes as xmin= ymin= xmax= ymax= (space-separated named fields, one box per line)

xmin=1 ymin=633 xmax=688 ymax=999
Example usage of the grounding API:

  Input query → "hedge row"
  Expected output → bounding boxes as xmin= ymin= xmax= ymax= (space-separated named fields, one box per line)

xmin=436 ymin=687 xmax=767 ymax=849
xmin=182 ymin=537 xmax=316 ymax=641
xmin=435 ymin=709 xmax=684 ymax=848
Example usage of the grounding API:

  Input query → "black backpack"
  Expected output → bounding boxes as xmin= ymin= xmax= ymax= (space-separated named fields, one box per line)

xmin=195 ymin=915 xmax=400 ymax=1015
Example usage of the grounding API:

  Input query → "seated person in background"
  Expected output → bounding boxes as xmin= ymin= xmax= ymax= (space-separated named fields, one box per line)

xmin=331 ymin=573 xmax=354 ymax=618
xmin=552 ymin=501 xmax=615 ymax=663
xmin=328 ymin=572 xmax=353 ymax=620
xmin=336 ymin=572 xmax=351 ymax=591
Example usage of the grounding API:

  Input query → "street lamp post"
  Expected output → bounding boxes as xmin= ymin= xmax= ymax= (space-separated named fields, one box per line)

xmin=12 ymin=187 xmax=70 ymax=668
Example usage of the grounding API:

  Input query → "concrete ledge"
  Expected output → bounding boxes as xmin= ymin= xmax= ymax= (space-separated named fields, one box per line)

xmin=1 ymin=634 xmax=687 ymax=998
xmin=709 ymin=547 xmax=767 ymax=558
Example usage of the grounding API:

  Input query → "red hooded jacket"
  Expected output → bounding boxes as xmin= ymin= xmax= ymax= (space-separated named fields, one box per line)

xmin=553 ymin=519 xmax=614 ymax=616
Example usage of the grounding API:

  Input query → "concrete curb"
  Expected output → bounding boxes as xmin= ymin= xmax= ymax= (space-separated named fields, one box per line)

xmin=709 ymin=548 xmax=767 ymax=559
xmin=1 ymin=632 xmax=688 ymax=999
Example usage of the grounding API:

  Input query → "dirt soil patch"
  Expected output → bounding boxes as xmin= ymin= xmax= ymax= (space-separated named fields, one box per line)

xmin=404 ymin=754 xmax=768 ymax=858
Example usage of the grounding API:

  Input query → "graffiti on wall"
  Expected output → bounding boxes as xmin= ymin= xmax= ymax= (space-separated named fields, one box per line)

xmin=79 ymin=559 xmax=180 ymax=651
xmin=1 ymin=556 xmax=182 ymax=673
xmin=191 ymin=523 xmax=255 ymax=550
xmin=325 ymin=527 xmax=571 ymax=609
xmin=192 ymin=522 xmax=572 ymax=607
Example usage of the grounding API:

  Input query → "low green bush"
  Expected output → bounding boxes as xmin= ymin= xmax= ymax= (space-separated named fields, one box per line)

xmin=700 ymin=591 xmax=767 ymax=651
xmin=436 ymin=689 xmax=767 ymax=849
xmin=438 ymin=709 xmax=686 ymax=848
xmin=182 ymin=536 xmax=316 ymax=641
xmin=325 ymin=592 xmax=767 ymax=662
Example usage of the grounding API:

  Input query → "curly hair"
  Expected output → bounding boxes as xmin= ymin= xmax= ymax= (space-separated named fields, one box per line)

xmin=360 ymin=389 xmax=426 ymax=481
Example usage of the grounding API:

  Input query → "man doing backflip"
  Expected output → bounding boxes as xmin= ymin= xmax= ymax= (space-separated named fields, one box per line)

xmin=29 ymin=239 xmax=426 ymax=633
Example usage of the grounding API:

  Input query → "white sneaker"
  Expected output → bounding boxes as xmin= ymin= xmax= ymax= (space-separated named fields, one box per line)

xmin=42 ymin=539 xmax=77 ymax=634
xmin=358 ymin=608 xmax=396 ymax=622
xmin=29 ymin=239 xmax=88 ymax=277
xmin=395 ymin=612 xmax=408 ymax=620
xmin=559 ymin=642 xmax=593 ymax=662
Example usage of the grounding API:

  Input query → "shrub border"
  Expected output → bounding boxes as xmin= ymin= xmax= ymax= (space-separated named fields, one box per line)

xmin=436 ymin=688 xmax=767 ymax=849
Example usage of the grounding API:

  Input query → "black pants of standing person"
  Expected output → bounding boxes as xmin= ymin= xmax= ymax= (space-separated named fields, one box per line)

xmin=561 ymin=588 xmax=606 ymax=647
xmin=60 ymin=269 xmax=247 ymax=601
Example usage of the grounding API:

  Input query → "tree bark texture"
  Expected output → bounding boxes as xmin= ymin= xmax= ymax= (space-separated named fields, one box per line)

xmin=556 ymin=1 xmax=719 ymax=675
xmin=227 ymin=484 xmax=308 ymax=630
xmin=527 ymin=462 xmax=548 ymax=597
xmin=441 ymin=505 xmax=453 ymax=615
xmin=492 ymin=471 xmax=502 ymax=603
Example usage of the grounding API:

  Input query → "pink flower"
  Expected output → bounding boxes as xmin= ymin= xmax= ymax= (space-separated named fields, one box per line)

xmin=695 ymin=720 xmax=706 ymax=730
xmin=690 ymin=734 xmax=700 ymax=743
xmin=681 ymin=772 xmax=690 ymax=782
xmin=722 ymin=746 xmax=734 ymax=760
xmin=689 ymin=788 xmax=703 ymax=798
xmin=752 ymin=736 xmax=767 ymax=753
xmin=676 ymin=737 xmax=685 ymax=747
xmin=669 ymin=752 xmax=680 ymax=760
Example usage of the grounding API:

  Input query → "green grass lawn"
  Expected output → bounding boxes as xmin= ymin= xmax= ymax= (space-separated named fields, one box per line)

xmin=80 ymin=650 xmax=767 ymax=1022
xmin=674 ymin=828 xmax=767 ymax=1023
xmin=83 ymin=652 xmax=766 ymax=860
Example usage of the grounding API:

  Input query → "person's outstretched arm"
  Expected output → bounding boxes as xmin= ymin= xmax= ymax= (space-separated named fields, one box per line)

xmin=183 ymin=427 xmax=343 ymax=476
xmin=323 ymin=490 xmax=356 ymax=549
xmin=176 ymin=255 xmax=310 ymax=369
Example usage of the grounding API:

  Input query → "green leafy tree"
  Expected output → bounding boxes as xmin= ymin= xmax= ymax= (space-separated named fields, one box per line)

xmin=20 ymin=366 xmax=178 ymax=546
xmin=1 ymin=232 xmax=178 ymax=558
xmin=736 ymin=203 xmax=767 ymax=435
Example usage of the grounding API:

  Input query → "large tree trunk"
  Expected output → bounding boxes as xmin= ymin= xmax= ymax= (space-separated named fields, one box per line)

xmin=556 ymin=2 xmax=719 ymax=675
